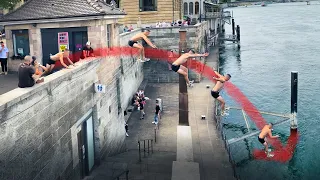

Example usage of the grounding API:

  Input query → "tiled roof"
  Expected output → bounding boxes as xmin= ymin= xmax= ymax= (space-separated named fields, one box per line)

xmin=0 ymin=0 xmax=125 ymax=22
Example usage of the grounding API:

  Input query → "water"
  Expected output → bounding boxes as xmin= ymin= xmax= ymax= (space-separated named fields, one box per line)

xmin=218 ymin=2 xmax=320 ymax=180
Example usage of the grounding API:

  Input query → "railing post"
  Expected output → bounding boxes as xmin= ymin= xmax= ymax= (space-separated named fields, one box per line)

xmin=143 ymin=140 xmax=146 ymax=157
xmin=154 ymin=128 xmax=157 ymax=143
xmin=148 ymin=140 xmax=150 ymax=154
xmin=126 ymin=170 xmax=129 ymax=180
xmin=151 ymin=140 xmax=153 ymax=153
xmin=138 ymin=141 xmax=141 ymax=162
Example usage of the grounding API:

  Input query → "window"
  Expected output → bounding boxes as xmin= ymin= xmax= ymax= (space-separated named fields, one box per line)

xmin=12 ymin=29 xmax=30 ymax=58
xmin=106 ymin=24 xmax=112 ymax=47
xmin=195 ymin=2 xmax=199 ymax=15
xmin=189 ymin=2 xmax=193 ymax=15
xmin=183 ymin=2 xmax=188 ymax=16
xmin=139 ymin=0 xmax=157 ymax=11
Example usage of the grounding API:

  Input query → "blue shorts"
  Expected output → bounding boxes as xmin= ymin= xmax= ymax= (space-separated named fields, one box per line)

xmin=154 ymin=114 xmax=159 ymax=124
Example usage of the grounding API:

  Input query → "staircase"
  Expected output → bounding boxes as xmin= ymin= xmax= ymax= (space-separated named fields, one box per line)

xmin=143 ymin=59 xmax=179 ymax=83
xmin=90 ymin=140 xmax=176 ymax=180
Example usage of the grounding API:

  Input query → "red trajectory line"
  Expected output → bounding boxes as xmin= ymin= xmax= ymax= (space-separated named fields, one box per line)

xmin=55 ymin=47 xmax=299 ymax=162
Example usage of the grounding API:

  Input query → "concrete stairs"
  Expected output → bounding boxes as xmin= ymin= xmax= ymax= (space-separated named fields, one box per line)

xmin=143 ymin=59 xmax=179 ymax=83
xmin=91 ymin=149 xmax=175 ymax=180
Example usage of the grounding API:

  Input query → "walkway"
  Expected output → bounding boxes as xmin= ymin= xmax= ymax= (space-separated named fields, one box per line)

xmin=0 ymin=73 xmax=18 ymax=95
xmin=90 ymin=47 xmax=235 ymax=180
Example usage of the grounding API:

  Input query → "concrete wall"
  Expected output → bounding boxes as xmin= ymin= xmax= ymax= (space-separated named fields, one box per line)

xmin=0 ymin=28 xmax=143 ymax=179
xmin=142 ymin=22 xmax=209 ymax=83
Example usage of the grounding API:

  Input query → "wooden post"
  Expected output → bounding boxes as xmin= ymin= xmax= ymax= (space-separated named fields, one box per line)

xmin=179 ymin=28 xmax=189 ymax=126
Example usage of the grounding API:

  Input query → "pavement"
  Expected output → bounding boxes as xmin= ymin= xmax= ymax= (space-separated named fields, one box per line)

xmin=90 ymin=47 xmax=235 ymax=180
xmin=0 ymin=72 xmax=19 ymax=96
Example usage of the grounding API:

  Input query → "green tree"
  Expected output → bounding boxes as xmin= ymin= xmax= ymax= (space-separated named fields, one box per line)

xmin=0 ymin=0 xmax=22 ymax=10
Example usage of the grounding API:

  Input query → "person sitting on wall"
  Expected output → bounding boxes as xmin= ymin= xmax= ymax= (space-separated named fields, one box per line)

xmin=42 ymin=49 xmax=75 ymax=76
xmin=31 ymin=56 xmax=47 ymax=76
xmin=18 ymin=56 xmax=44 ymax=88
xmin=124 ymin=25 xmax=129 ymax=32
xmin=128 ymin=29 xmax=157 ymax=62
xmin=81 ymin=41 xmax=95 ymax=59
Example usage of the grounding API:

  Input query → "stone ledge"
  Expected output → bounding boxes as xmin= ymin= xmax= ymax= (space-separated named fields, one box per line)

xmin=0 ymin=58 xmax=101 ymax=111
xmin=171 ymin=161 xmax=200 ymax=180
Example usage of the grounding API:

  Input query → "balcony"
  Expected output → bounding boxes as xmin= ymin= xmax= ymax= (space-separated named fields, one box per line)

xmin=205 ymin=12 xmax=221 ymax=19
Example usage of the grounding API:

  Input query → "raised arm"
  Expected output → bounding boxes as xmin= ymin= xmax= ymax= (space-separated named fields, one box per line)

xmin=213 ymin=70 xmax=223 ymax=78
xmin=142 ymin=34 xmax=157 ymax=48
xmin=188 ymin=52 xmax=209 ymax=58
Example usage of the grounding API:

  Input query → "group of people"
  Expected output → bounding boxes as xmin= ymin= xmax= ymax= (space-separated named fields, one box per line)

xmin=16 ymin=41 xmax=95 ymax=88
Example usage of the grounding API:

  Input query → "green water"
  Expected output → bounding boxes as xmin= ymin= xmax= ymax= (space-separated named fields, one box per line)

xmin=219 ymin=2 xmax=320 ymax=180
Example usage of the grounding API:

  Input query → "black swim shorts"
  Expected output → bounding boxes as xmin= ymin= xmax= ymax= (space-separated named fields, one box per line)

xmin=211 ymin=90 xmax=220 ymax=99
xmin=128 ymin=40 xmax=137 ymax=47
xmin=171 ymin=64 xmax=180 ymax=72
xmin=258 ymin=137 xmax=265 ymax=144
xmin=47 ymin=59 xmax=56 ymax=65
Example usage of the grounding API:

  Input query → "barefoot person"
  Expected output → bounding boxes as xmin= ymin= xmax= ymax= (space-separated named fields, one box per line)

xmin=43 ymin=49 xmax=75 ymax=75
xmin=128 ymin=29 xmax=157 ymax=62
xmin=211 ymin=71 xmax=231 ymax=115
xmin=172 ymin=49 xmax=209 ymax=87
xmin=258 ymin=123 xmax=279 ymax=158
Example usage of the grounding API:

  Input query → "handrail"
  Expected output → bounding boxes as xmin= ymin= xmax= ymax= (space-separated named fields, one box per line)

xmin=138 ymin=139 xmax=154 ymax=162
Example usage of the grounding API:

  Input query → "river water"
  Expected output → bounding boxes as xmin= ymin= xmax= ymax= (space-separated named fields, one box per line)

xmin=218 ymin=2 xmax=320 ymax=180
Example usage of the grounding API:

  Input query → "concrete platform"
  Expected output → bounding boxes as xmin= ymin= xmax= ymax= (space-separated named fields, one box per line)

xmin=176 ymin=126 xmax=194 ymax=162
xmin=172 ymin=161 xmax=200 ymax=180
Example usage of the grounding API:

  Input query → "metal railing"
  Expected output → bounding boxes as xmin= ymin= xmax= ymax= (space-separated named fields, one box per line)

xmin=215 ymin=102 xmax=241 ymax=180
xmin=114 ymin=170 xmax=129 ymax=180
xmin=138 ymin=139 xmax=154 ymax=162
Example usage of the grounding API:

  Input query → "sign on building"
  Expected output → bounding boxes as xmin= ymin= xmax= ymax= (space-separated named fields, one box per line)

xmin=94 ymin=83 xmax=106 ymax=93
xmin=58 ymin=32 xmax=69 ymax=52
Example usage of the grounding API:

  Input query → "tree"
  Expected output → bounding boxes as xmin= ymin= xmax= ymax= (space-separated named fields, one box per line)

xmin=0 ymin=0 xmax=22 ymax=10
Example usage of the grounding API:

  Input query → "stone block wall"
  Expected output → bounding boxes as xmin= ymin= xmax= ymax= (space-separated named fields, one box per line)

xmin=142 ymin=22 xmax=209 ymax=82
xmin=0 ymin=49 xmax=143 ymax=180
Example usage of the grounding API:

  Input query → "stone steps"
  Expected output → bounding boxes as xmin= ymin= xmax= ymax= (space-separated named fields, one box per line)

xmin=91 ymin=149 xmax=176 ymax=180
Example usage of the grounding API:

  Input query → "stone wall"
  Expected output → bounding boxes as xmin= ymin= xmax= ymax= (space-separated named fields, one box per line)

xmin=0 ymin=38 xmax=143 ymax=180
xmin=142 ymin=22 xmax=209 ymax=83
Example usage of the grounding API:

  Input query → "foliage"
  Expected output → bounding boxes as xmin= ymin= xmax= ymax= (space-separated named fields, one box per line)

xmin=0 ymin=0 xmax=22 ymax=10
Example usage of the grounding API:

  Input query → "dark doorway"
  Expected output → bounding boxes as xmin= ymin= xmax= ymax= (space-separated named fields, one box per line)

xmin=41 ymin=27 xmax=87 ymax=70
xmin=72 ymin=31 xmax=88 ymax=63
xmin=77 ymin=114 xmax=95 ymax=177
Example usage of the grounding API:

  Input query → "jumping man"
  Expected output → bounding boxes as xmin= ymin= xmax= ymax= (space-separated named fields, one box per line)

xmin=43 ymin=49 xmax=75 ymax=75
xmin=128 ymin=29 xmax=157 ymax=62
xmin=211 ymin=71 xmax=231 ymax=115
xmin=171 ymin=49 xmax=209 ymax=87
xmin=258 ymin=123 xmax=279 ymax=158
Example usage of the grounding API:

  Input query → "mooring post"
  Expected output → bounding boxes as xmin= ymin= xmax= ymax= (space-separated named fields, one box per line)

xmin=232 ymin=19 xmax=235 ymax=36
xmin=290 ymin=71 xmax=298 ymax=130
xmin=236 ymin=25 xmax=240 ymax=41
xmin=178 ymin=27 xmax=189 ymax=126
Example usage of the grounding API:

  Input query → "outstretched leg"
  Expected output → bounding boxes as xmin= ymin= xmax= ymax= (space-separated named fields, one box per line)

xmin=178 ymin=65 xmax=193 ymax=86
xmin=216 ymin=96 xmax=226 ymax=114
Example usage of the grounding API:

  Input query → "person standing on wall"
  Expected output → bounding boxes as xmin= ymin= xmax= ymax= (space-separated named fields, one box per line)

xmin=0 ymin=41 xmax=9 ymax=75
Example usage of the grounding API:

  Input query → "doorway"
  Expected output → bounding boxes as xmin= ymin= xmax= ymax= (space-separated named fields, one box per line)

xmin=77 ymin=113 xmax=95 ymax=177
xmin=72 ymin=31 xmax=88 ymax=62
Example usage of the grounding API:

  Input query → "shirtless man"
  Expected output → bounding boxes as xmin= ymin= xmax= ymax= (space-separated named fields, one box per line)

xmin=258 ymin=123 xmax=279 ymax=157
xmin=43 ymin=49 xmax=75 ymax=75
xmin=128 ymin=29 xmax=157 ymax=62
xmin=211 ymin=71 xmax=231 ymax=115
xmin=172 ymin=49 xmax=209 ymax=87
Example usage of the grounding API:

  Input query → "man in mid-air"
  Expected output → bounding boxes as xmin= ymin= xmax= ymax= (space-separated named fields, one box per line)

xmin=128 ymin=29 xmax=157 ymax=62
xmin=211 ymin=71 xmax=231 ymax=115
xmin=171 ymin=49 xmax=209 ymax=87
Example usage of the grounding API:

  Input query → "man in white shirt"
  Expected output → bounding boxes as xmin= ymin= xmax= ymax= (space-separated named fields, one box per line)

xmin=0 ymin=41 xmax=9 ymax=75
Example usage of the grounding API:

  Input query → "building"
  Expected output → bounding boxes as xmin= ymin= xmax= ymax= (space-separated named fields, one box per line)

xmin=0 ymin=0 xmax=125 ymax=72
xmin=0 ymin=0 xmax=145 ymax=179
xmin=115 ymin=0 xmax=182 ymax=25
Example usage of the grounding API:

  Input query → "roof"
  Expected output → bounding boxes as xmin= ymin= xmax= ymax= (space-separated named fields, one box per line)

xmin=0 ymin=0 xmax=125 ymax=22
